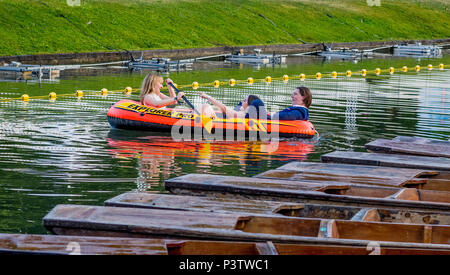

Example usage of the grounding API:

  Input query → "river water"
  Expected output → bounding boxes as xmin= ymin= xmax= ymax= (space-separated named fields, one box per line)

xmin=0 ymin=53 xmax=449 ymax=234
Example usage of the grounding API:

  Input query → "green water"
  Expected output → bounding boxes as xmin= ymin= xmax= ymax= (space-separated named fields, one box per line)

xmin=0 ymin=54 xmax=449 ymax=234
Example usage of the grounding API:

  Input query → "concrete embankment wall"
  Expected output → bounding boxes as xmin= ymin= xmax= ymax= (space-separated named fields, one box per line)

xmin=1 ymin=38 xmax=449 ymax=65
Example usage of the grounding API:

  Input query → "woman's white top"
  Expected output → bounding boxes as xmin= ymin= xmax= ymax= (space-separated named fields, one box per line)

xmin=145 ymin=92 xmax=166 ymax=109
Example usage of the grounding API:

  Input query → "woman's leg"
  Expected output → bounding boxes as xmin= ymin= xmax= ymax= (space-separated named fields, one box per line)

xmin=199 ymin=103 xmax=216 ymax=117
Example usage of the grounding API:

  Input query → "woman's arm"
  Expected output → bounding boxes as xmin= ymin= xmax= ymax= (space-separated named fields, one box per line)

xmin=144 ymin=92 xmax=184 ymax=108
xmin=165 ymin=78 xmax=176 ymax=98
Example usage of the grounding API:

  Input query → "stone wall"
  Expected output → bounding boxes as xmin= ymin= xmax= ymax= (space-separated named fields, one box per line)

xmin=1 ymin=38 xmax=449 ymax=65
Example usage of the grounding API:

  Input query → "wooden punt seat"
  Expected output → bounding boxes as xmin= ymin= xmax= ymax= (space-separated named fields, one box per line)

xmin=388 ymin=188 xmax=450 ymax=204
xmin=351 ymin=208 xmax=381 ymax=222
xmin=389 ymin=188 xmax=420 ymax=201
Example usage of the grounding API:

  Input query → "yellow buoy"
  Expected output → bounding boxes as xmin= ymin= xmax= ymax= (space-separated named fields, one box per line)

xmin=265 ymin=76 xmax=272 ymax=83
xmin=361 ymin=69 xmax=367 ymax=77
xmin=124 ymin=87 xmax=132 ymax=95
xmin=49 ymin=92 xmax=57 ymax=101
xmin=282 ymin=74 xmax=289 ymax=82
xmin=299 ymin=74 xmax=306 ymax=81
xmin=346 ymin=70 xmax=352 ymax=77
xmin=402 ymin=66 xmax=408 ymax=72
xmin=192 ymin=82 xmax=199 ymax=90
xmin=331 ymin=71 xmax=337 ymax=78
xmin=247 ymin=77 xmax=254 ymax=85
xmin=21 ymin=94 xmax=30 ymax=101
xmin=229 ymin=79 xmax=236 ymax=86
xmin=316 ymin=72 xmax=322 ymax=80
xmin=375 ymin=68 xmax=381 ymax=75
xmin=415 ymin=65 xmax=421 ymax=72
xmin=389 ymin=67 xmax=395 ymax=75
xmin=100 ymin=88 xmax=108 ymax=96
xmin=76 ymin=90 xmax=84 ymax=98
xmin=213 ymin=80 xmax=220 ymax=88
xmin=439 ymin=63 xmax=444 ymax=70
xmin=427 ymin=64 xmax=433 ymax=71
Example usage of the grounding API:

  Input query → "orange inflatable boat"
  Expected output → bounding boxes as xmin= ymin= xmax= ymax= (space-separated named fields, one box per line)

xmin=107 ymin=100 xmax=316 ymax=139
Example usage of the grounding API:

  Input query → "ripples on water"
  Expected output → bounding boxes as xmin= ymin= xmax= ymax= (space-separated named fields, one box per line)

xmin=0 ymin=57 xmax=449 ymax=234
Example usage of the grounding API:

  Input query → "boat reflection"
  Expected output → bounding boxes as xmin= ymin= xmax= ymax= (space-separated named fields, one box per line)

xmin=106 ymin=129 xmax=316 ymax=190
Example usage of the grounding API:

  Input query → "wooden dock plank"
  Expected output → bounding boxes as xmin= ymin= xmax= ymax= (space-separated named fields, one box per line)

xmin=255 ymin=162 xmax=448 ymax=190
xmin=365 ymin=138 xmax=450 ymax=158
xmin=321 ymin=151 xmax=450 ymax=171
xmin=165 ymin=174 xmax=450 ymax=211
xmin=105 ymin=192 xmax=450 ymax=225
xmin=43 ymin=204 xmax=450 ymax=250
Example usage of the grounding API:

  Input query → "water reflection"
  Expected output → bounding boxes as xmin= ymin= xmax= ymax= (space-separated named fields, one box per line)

xmin=106 ymin=129 xmax=315 ymax=190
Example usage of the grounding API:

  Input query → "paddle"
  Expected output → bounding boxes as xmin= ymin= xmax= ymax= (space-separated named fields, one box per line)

xmin=168 ymin=82 xmax=213 ymax=134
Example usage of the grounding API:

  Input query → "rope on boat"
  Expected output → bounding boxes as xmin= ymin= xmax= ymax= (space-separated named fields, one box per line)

xmin=1 ymin=63 xmax=448 ymax=103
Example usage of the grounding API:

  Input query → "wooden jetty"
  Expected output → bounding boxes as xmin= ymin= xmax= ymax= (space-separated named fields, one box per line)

xmin=365 ymin=137 xmax=450 ymax=158
xmin=165 ymin=174 xmax=450 ymax=211
xmin=43 ymin=204 xmax=450 ymax=251
xmin=106 ymin=192 xmax=450 ymax=225
xmin=2 ymin=233 xmax=448 ymax=255
xmin=255 ymin=162 xmax=450 ymax=191
xmin=321 ymin=151 xmax=450 ymax=171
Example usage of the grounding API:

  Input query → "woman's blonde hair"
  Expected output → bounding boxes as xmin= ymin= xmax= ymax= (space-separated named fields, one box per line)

xmin=140 ymin=74 xmax=163 ymax=104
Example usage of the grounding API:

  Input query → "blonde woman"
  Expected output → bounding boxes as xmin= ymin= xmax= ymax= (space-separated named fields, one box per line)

xmin=140 ymin=74 xmax=185 ymax=108
xmin=140 ymin=74 xmax=216 ymax=117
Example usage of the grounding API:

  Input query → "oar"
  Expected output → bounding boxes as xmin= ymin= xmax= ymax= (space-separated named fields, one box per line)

xmin=168 ymin=82 xmax=213 ymax=133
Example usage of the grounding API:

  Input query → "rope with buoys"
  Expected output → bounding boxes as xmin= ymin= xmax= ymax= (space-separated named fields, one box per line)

xmin=2 ymin=64 xmax=448 ymax=103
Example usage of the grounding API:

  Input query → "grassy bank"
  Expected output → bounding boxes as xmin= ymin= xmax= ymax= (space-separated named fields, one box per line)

xmin=0 ymin=0 xmax=449 ymax=56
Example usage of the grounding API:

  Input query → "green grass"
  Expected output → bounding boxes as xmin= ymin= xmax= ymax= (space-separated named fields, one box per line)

xmin=0 ymin=0 xmax=449 ymax=56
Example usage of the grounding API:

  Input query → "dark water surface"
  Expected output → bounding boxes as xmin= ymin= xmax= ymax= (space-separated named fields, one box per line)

xmin=0 ymin=54 xmax=449 ymax=234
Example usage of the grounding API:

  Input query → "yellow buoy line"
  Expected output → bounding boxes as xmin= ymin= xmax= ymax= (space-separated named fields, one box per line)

xmin=2 ymin=63 xmax=448 ymax=103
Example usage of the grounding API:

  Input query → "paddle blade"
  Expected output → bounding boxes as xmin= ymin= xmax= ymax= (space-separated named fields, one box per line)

xmin=202 ymin=116 xmax=214 ymax=134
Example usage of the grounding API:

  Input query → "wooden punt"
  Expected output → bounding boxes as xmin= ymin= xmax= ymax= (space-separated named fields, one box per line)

xmin=105 ymin=192 xmax=450 ymax=225
xmin=164 ymin=174 xmax=450 ymax=211
xmin=43 ymin=204 xmax=450 ymax=251
xmin=2 ymin=234 xmax=449 ymax=255
xmin=365 ymin=136 xmax=450 ymax=158
xmin=255 ymin=162 xmax=450 ymax=191
xmin=321 ymin=151 xmax=450 ymax=171
xmin=0 ymin=233 xmax=168 ymax=255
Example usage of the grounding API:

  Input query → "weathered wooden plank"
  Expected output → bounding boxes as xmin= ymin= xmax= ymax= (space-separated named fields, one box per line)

xmin=321 ymin=151 xmax=450 ymax=171
xmin=256 ymin=162 xmax=448 ymax=190
xmin=43 ymin=204 xmax=450 ymax=250
xmin=366 ymin=139 xmax=450 ymax=158
xmin=0 ymin=233 xmax=168 ymax=255
xmin=165 ymin=174 xmax=450 ymax=211
xmin=105 ymin=192 xmax=450 ymax=225
xmin=105 ymin=192 xmax=307 ymax=216
xmin=393 ymin=136 xmax=450 ymax=146
xmin=3 ymin=233 xmax=448 ymax=255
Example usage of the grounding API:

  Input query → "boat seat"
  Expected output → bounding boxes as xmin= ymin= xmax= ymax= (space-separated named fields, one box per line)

xmin=389 ymin=188 xmax=420 ymax=201
xmin=351 ymin=208 xmax=381 ymax=222
xmin=255 ymin=241 xmax=279 ymax=255
xmin=317 ymin=220 xmax=339 ymax=239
